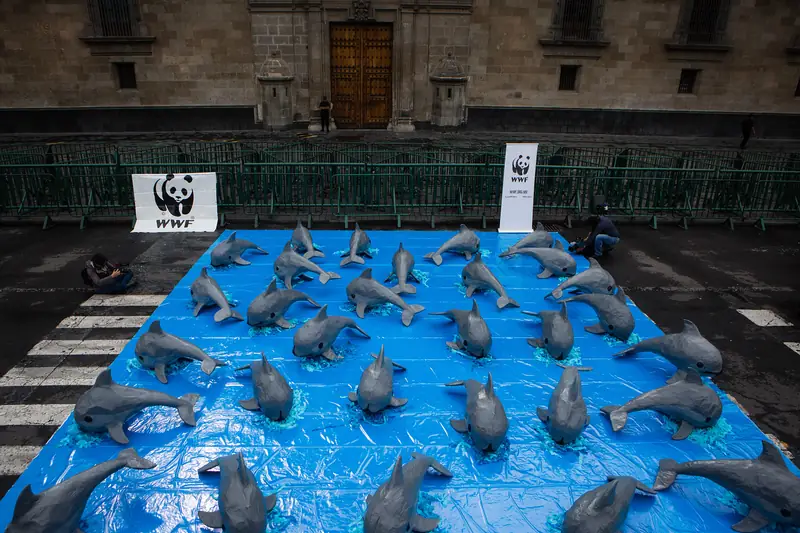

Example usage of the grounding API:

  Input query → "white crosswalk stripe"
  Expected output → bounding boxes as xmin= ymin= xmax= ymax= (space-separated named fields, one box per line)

xmin=82 ymin=294 xmax=166 ymax=307
xmin=0 ymin=366 xmax=109 ymax=388
xmin=56 ymin=315 xmax=149 ymax=329
xmin=0 ymin=447 xmax=44 ymax=476
xmin=0 ymin=294 xmax=164 ymax=483
xmin=0 ymin=405 xmax=73 ymax=426
xmin=27 ymin=339 xmax=130 ymax=356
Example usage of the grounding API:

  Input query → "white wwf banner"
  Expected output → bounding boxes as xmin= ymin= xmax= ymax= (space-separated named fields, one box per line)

xmin=498 ymin=143 xmax=538 ymax=233
xmin=131 ymin=172 xmax=218 ymax=233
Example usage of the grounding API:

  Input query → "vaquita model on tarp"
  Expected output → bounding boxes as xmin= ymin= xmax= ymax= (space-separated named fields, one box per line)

xmin=348 ymin=345 xmax=408 ymax=413
xmin=346 ymin=268 xmax=425 ymax=327
xmin=446 ymin=373 xmax=509 ymax=453
xmin=292 ymin=305 xmax=370 ymax=360
xmin=4 ymin=448 xmax=156 ymax=533
xmin=613 ymin=319 xmax=723 ymax=379
xmin=653 ymin=441 xmax=800 ymax=532
xmin=601 ymin=369 xmax=722 ymax=440
xmin=197 ymin=453 xmax=278 ymax=533
xmin=563 ymin=476 xmax=655 ymax=533
xmin=134 ymin=320 xmax=226 ymax=384
xmin=210 ymin=232 xmax=268 ymax=267
xmin=190 ymin=267 xmax=243 ymax=323
xmin=246 ymin=278 xmax=320 ymax=329
xmin=236 ymin=353 xmax=294 ymax=421
xmin=363 ymin=453 xmax=453 ymax=533
xmin=74 ymin=369 xmax=199 ymax=444
xmin=424 ymin=224 xmax=480 ymax=266
xmin=430 ymin=299 xmax=492 ymax=358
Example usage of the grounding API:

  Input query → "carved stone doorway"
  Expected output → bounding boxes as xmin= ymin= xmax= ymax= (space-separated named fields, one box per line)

xmin=329 ymin=23 xmax=393 ymax=129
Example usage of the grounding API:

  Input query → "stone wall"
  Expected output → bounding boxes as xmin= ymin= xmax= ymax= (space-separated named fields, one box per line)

xmin=251 ymin=11 xmax=310 ymax=120
xmin=466 ymin=0 xmax=800 ymax=112
xmin=0 ymin=0 xmax=255 ymax=107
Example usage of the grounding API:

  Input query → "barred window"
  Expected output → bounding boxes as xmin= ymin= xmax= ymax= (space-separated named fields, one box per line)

xmin=87 ymin=0 xmax=139 ymax=37
xmin=549 ymin=0 xmax=606 ymax=43
xmin=673 ymin=0 xmax=731 ymax=46
xmin=678 ymin=69 xmax=700 ymax=94
xmin=559 ymin=65 xmax=580 ymax=91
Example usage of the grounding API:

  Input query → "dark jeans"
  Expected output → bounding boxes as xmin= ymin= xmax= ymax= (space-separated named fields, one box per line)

xmin=96 ymin=272 xmax=134 ymax=294
xmin=320 ymin=111 xmax=330 ymax=132
xmin=740 ymin=132 xmax=751 ymax=149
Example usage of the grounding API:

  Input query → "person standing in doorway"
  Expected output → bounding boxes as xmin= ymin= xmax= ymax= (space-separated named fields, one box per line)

xmin=740 ymin=115 xmax=755 ymax=149
xmin=318 ymin=96 xmax=333 ymax=133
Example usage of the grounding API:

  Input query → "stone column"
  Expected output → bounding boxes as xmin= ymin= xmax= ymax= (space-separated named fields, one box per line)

xmin=307 ymin=6 xmax=325 ymax=132
xmin=256 ymin=51 xmax=295 ymax=130
xmin=389 ymin=8 xmax=416 ymax=132
xmin=429 ymin=51 xmax=468 ymax=127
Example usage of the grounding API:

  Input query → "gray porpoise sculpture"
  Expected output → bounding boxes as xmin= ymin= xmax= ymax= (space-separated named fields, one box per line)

xmin=348 ymin=345 xmax=408 ymax=413
xmin=340 ymin=223 xmax=372 ymax=267
xmin=522 ymin=302 xmax=574 ymax=360
xmin=363 ymin=453 xmax=453 ymax=533
xmin=537 ymin=365 xmax=589 ymax=446
xmin=613 ymin=319 xmax=723 ymax=378
xmin=498 ymin=222 xmax=553 ymax=257
xmin=546 ymin=257 xmax=616 ymax=300
xmin=237 ymin=352 xmax=294 ymax=421
xmin=210 ymin=232 xmax=268 ymax=267
xmin=385 ymin=242 xmax=420 ymax=295
xmin=246 ymin=278 xmax=320 ymax=329
xmin=654 ymin=440 xmax=800 ymax=532
xmin=190 ymin=267 xmax=243 ymax=323
xmin=291 ymin=220 xmax=325 ymax=259
xmin=292 ymin=304 xmax=370 ymax=360
xmin=198 ymin=452 xmax=278 ymax=533
xmin=274 ymin=241 xmax=341 ymax=290
xmin=461 ymin=253 xmax=519 ymax=309
xmin=601 ymin=369 xmax=722 ymax=440
xmin=558 ymin=287 xmax=634 ymax=341
xmin=346 ymin=268 xmax=425 ymax=327
xmin=446 ymin=373 xmax=509 ymax=453
xmin=563 ymin=476 xmax=655 ymax=533
xmin=430 ymin=299 xmax=492 ymax=358
xmin=74 ymin=369 xmax=199 ymax=444
xmin=424 ymin=224 xmax=480 ymax=266
xmin=501 ymin=239 xmax=577 ymax=278
xmin=134 ymin=320 xmax=227 ymax=384
xmin=4 ymin=448 xmax=156 ymax=533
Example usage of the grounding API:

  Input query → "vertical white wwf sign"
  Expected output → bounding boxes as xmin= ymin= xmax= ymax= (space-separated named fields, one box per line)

xmin=499 ymin=143 xmax=538 ymax=233
xmin=131 ymin=172 xmax=218 ymax=233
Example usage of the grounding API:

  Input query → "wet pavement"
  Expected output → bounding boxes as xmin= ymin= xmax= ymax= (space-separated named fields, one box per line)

xmin=0 ymin=221 xmax=797 ymax=497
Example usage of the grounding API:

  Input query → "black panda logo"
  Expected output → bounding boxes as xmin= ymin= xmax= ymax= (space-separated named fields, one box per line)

xmin=153 ymin=173 xmax=194 ymax=217
xmin=511 ymin=155 xmax=530 ymax=175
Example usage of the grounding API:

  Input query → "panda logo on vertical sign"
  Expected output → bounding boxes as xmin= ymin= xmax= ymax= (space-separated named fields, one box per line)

xmin=510 ymin=155 xmax=530 ymax=181
xmin=153 ymin=173 xmax=195 ymax=228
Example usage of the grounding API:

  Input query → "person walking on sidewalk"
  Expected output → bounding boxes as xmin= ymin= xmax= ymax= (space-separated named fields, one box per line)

xmin=318 ymin=96 xmax=333 ymax=133
xmin=740 ymin=115 xmax=755 ymax=149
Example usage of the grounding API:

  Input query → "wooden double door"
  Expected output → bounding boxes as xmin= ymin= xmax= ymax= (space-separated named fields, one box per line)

xmin=330 ymin=23 xmax=392 ymax=129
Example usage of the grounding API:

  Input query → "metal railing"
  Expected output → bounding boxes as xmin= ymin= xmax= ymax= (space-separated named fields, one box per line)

xmin=0 ymin=141 xmax=798 ymax=229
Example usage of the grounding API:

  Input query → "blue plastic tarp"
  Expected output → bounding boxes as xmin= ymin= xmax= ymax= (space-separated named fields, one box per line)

xmin=0 ymin=230 xmax=796 ymax=533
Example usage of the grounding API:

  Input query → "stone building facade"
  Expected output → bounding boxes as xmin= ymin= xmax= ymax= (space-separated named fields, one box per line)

xmin=0 ymin=0 xmax=798 ymax=135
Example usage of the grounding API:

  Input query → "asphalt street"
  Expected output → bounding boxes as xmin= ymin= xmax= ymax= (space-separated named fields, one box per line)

xmin=0 ymin=221 xmax=797 ymax=498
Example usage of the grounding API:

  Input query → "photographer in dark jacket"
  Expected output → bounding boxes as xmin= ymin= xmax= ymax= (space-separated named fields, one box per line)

xmin=81 ymin=254 xmax=136 ymax=294
xmin=583 ymin=212 xmax=620 ymax=257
